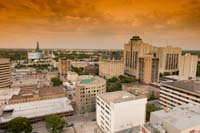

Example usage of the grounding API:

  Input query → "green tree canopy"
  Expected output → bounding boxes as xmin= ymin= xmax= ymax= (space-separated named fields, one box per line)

xmin=8 ymin=117 xmax=32 ymax=133
xmin=45 ymin=115 xmax=66 ymax=133
xmin=51 ymin=77 xmax=63 ymax=86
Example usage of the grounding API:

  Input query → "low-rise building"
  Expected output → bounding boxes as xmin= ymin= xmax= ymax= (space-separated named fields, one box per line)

xmin=0 ymin=97 xmax=73 ymax=126
xmin=122 ymin=83 xmax=160 ymax=99
xmin=141 ymin=104 xmax=200 ymax=133
xmin=96 ymin=91 xmax=147 ymax=133
xmin=99 ymin=58 xmax=124 ymax=79
xmin=0 ymin=88 xmax=20 ymax=106
xmin=160 ymin=80 xmax=200 ymax=108
xmin=9 ymin=86 xmax=65 ymax=104
xmin=67 ymin=71 xmax=78 ymax=82
xmin=75 ymin=75 xmax=106 ymax=114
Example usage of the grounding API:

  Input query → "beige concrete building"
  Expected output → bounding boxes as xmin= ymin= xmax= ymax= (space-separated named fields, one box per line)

xmin=142 ymin=104 xmax=200 ymax=133
xmin=158 ymin=46 xmax=182 ymax=74
xmin=58 ymin=59 xmax=71 ymax=75
xmin=179 ymin=53 xmax=198 ymax=80
xmin=122 ymin=83 xmax=160 ymax=99
xmin=0 ymin=58 xmax=11 ymax=88
xmin=139 ymin=55 xmax=159 ymax=84
xmin=99 ymin=58 xmax=124 ymax=79
xmin=159 ymin=80 xmax=200 ymax=108
xmin=75 ymin=75 xmax=106 ymax=114
xmin=124 ymin=36 xmax=182 ymax=81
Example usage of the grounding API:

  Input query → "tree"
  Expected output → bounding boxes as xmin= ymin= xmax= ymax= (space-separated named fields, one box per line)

xmin=108 ymin=76 xmax=118 ymax=82
xmin=51 ymin=77 xmax=63 ymax=86
xmin=146 ymin=104 xmax=162 ymax=121
xmin=119 ymin=75 xmax=136 ymax=83
xmin=45 ymin=115 xmax=66 ymax=133
xmin=8 ymin=117 xmax=32 ymax=133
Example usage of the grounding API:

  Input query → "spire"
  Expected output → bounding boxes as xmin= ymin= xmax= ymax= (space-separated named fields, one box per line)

xmin=35 ymin=41 xmax=40 ymax=52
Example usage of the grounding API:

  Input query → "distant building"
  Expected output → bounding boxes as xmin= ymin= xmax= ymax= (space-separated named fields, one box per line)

xmin=122 ymin=83 xmax=160 ymax=99
xmin=0 ymin=58 xmax=11 ymax=88
xmin=8 ymin=86 xmax=65 ymax=104
xmin=139 ymin=55 xmax=159 ymax=84
xmin=58 ymin=59 xmax=71 ymax=75
xmin=99 ymin=58 xmax=124 ymax=79
xmin=28 ymin=41 xmax=45 ymax=60
xmin=160 ymin=80 xmax=200 ymax=108
xmin=75 ymin=75 xmax=106 ymax=114
xmin=0 ymin=88 xmax=20 ymax=106
xmin=141 ymin=104 xmax=200 ymax=133
xmin=67 ymin=71 xmax=78 ymax=82
xmin=0 ymin=97 xmax=73 ymax=126
xmin=96 ymin=91 xmax=147 ymax=133
xmin=124 ymin=36 xmax=182 ymax=80
xmin=71 ymin=61 xmax=90 ymax=68
xmin=179 ymin=53 xmax=198 ymax=80
xmin=84 ymin=64 xmax=98 ymax=75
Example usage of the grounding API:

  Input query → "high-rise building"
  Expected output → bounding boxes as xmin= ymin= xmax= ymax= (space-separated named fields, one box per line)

xmin=159 ymin=80 xmax=200 ymax=108
xmin=99 ymin=58 xmax=124 ymax=79
xmin=58 ymin=59 xmax=71 ymax=75
xmin=158 ymin=46 xmax=182 ymax=74
xmin=141 ymin=104 xmax=200 ymax=133
xmin=139 ymin=55 xmax=159 ymax=84
xmin=124 ymin=36 xmax=182 ymax=82
xmin=75 ymin=75 xmax=106 ymax=114
xmin=0 ymin=58 xmax=11 ymax=88
xmin=96 ymin=91 xmax=147 ymax=133
xmin=179 ymin=53 xmax=198 ymax=80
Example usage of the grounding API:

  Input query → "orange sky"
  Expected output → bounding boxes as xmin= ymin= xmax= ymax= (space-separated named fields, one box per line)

xmin=0 ymin=0 xmax=199 ymax=49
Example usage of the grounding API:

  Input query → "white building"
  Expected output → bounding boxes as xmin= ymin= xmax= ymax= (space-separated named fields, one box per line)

xmin=96 ymin=91 xmax=147 ymax=133
xmin=0 ymin=88 xmax=20 ymax=106
xmin=179 ymin=53 xmax=198 ymax=80
xmin=0 ymin=97 xmax=73 ymax=124
xmin=141 ymin=104 xmax=200 ymax=133
xmin=160 ymin=80 xmax=200 ymax=108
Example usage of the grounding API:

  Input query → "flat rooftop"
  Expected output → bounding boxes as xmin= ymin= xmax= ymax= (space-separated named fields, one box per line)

xmin=163 ymin=80 xmax=200 ymax=93
xmin=97 ymin=91 xmax=145 ymax=104
xmin=77 ymin=75 xmax=105 ymax=85
xmin=151 ymin=104 xmax=200 ymax=130
xmin=11 ymin=86 xmax=65 ymax=100
xmin=0 ymin=97 xmax=73 ymax=123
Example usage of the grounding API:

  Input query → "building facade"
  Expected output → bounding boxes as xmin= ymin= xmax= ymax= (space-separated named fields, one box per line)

xmin=75 ymin=75 xmax=106 ymax=114
xmin=28 ymin=42 xmax=45 ymax=60
xmin=96 ymin=91 xmax=147 ymax=133
xmin=159 ymin=80 xmax=200 ymax=108
xmin=0 ymin=58 xmax=11 ymax=88
xmin=179 ymin=53 xmax=198 ymax=80
xmin=99 ymin=58 xmax=124 ymax=79
xmin=58 ymin=59 xmax=71 ymax=75
xmin=124 ymin=36 xmax=182 ymax=81
xmin=139 ymin=55 xmax=159 ymax=84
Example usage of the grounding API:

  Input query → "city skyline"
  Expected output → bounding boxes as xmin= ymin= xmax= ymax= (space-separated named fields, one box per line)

xmin=0 ymin=0 xmax=200 ymax=49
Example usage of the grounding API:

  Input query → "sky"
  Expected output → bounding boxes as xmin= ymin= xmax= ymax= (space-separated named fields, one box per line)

xmin=0 ymin=0 xmax=200 ymax=50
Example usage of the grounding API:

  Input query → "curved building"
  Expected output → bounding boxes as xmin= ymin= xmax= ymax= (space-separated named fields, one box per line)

xmin=0 ymin=58 xmax=11 ymax=88
xmin=75 ymin=75 xmax=106 ymax=114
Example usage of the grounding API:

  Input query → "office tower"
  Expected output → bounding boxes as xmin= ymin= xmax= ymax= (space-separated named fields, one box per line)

xmin=75 ymin=75 xmax=106 ymax=114
xmin=99 ymin=58 xmax=124 ymax=79
xmin=124 ymin=36 xmax=182 ymax=81
xmin=0 ymin=58 xmax=11 ymax=88
xmin=179 ymin=53 xmax=198 ymax=79
xmin=96 ymin=91 xmax=147 ymax=133
xmin=58 ymin=58 xmax=71 ymax=75
xmin=139 ymin=55 xmax=159 ymax=84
